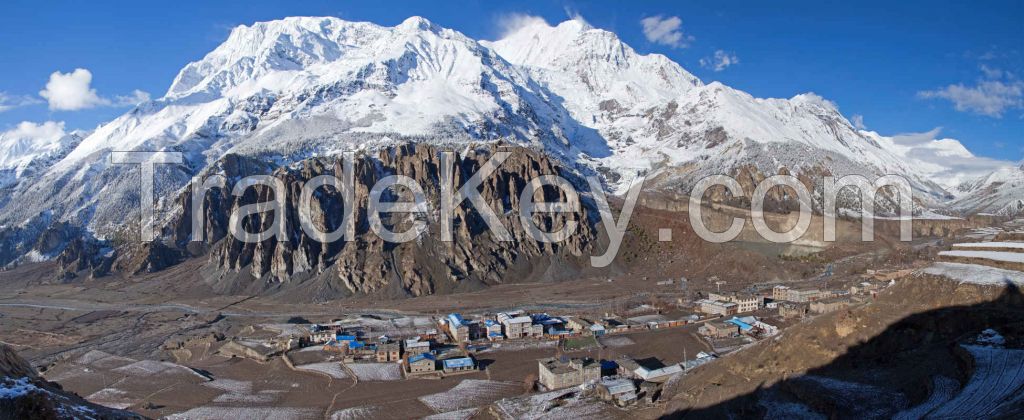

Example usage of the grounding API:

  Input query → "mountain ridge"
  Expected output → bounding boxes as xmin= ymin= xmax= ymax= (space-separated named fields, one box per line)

xmin=0 ymin=15 xmax=1017 ymax=272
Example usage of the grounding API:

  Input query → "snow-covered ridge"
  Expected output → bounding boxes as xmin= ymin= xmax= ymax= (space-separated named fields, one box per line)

xmin=949 ymin=163 xmax=1024 ymax=216
xmin=0 ymin=122 xmax=87 ymax=187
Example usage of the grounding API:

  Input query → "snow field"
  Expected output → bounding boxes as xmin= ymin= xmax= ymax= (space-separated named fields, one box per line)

xmin=417 ymin=379 xmax=520 ymax=413
xmin=295 ymin=362 xmax=349 ymax=379
xmin=923 ymin=262 xmax=1024 ymax=286
xmin=346 ymin=362 xmax=402 ymax=381
xmin=927 ymin=345 xmax=1024 ymax=417
xmin=166 ymin=406 xmax=318 ymax=420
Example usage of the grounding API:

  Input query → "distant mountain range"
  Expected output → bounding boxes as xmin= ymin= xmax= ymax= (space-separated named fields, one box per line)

xmin=0 ymin=15 xmax=1020 ymax=271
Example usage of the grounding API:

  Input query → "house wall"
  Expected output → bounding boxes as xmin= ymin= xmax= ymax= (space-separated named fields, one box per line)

xmin=409 ymin=360 xmax=435 ymax=373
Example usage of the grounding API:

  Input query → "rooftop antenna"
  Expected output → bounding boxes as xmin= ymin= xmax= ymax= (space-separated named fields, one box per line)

xmin=715 ymin=280 xmax=727 ymax=293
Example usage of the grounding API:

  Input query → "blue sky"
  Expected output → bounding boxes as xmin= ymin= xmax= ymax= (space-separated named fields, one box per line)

xmin=1 ymin=0 xmax=1021 ymax=161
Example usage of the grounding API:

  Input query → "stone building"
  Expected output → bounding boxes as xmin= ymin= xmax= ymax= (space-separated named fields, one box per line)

xmin=375 ymin=343 xmax=400 ymax=362
xmin=537 ymin=357 xmax=601 ymax=390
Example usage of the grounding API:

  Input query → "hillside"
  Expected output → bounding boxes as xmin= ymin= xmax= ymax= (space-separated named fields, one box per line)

xmin=0 ymin=344 xmax=143 ymax=420
xmin=661 ymin=271 xmax=1024 ymax=418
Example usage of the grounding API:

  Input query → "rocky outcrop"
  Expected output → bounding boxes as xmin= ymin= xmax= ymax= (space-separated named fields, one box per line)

xmin=158 ymin=143 xmax=599 ymax=299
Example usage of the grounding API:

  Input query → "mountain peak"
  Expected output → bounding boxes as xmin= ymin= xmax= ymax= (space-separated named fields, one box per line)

xmin=165 ymin=15 xmax=474 ymax=100
xmin=398 ymin=15 xmax=436 ymax=31
xmin=554 ymin=17 xmax=593 ymax=33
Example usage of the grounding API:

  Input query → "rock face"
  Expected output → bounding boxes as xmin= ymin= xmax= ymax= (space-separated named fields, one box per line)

xmin=157 ymin=143 xmax=599 ymax=300
xmin=0 ymin=344 xmax=143 ymax=420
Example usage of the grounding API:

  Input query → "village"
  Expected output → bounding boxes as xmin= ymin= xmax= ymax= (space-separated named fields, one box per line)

xmin=6 ymin=234 xmax=1021 ymax=418
xmin=206 ymin=264 xmax=912 ymax=414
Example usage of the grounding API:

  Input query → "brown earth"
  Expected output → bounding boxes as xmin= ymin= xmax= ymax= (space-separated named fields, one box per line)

xmin=660 ymin=273 xmax=1024 ymax=418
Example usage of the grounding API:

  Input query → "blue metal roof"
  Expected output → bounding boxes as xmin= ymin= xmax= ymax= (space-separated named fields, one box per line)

xmin=408 ymin=353 xmax=435 ymax=363
xmin=337 ymin=334 xmax=357 ymax=341
xmin=726 ymin=318 xmax=754 ymax=331
xmin=442 ymin=357 xmax=474 ymax=368
xmin=447 ymin=313 xmax=465 ymax=328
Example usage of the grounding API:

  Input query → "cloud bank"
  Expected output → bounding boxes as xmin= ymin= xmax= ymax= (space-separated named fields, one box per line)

xmin=919 ymin=65 xmax=1023 ymax=118
xmin=0 ymin=92 xmax=42 ymax=113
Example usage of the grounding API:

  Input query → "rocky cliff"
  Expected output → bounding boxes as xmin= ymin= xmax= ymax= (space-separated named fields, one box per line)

xmin=139 ymin=143 xmax=600 ymax=300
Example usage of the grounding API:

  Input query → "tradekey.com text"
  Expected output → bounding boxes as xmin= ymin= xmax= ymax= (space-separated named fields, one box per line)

xmin=113 ymin=150 xmax=914 ymax=268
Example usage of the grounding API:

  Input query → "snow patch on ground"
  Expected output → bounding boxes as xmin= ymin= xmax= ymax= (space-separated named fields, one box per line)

xmin=794 ymin=375 xmax=907 ymax=417
xmin=477 ymin=340 xmax=557 ymax=353
xmin=421 ymin=407 xmax=479 ymax=420
xmin=0 ymin=377 xmax=40 ymax=399
xmin=418 ymin=379 xmax=520 ymax=413
xmin=202 ymin=378 xmax=283 ymax=403
xmin=213 ymin=390 xmax=283 ymax=404
xmin=85 ymin=387 xmax=137 ymax=410
xmin=295 ymin=362 xmax=348 ymax=379
xmin=75 ymin=350 xmax=136 ymax=369
xmin=261 ymin=323 xmax=309 ymax=338
xmin=923 ymin=262 xmax=1024 ymax=286
xmin=939 ymin=250 xmax=1024 ymax=263
xmin=973 ymin=329 xmax=1006 ymax=347
xmin=757 ymin=389 xmax=825 ymax=420
xmin=893 ymin=375 xmax=959 ymax=420
xmin=954 ymin=241 xmax=1024 ymax=250
xmin=166 ymin=406 xmax=319 ymax=420
xmin=493 ymin=389 xmax=615 ymax=419
xmin=202 ymin=378 xmax=252 ymax=394
xmin=346 ymin=363 xmax=402 ymax=381
xmin=927 ymin=345 xmax=1024 ymax=417
xmin=329 ymin=405 xmax=379 ymax=419
xmin=111 ymin=360 xmax=207 ymax=379
xmin=598 ymin=336 xmax=635 ymax=347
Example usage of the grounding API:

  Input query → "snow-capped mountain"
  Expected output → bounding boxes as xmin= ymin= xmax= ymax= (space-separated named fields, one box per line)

xmin=0 ymin=122 xmax=87 ymax=189
xmin=485 ymin=19 xmax=951 ymax=198
xmin=0 ymin=15 xmax=1015 ymax=268
xmin=54 ymin=16 xmax=595 ymax=173
xmin=4 ymin=16 xmax=592 ymax=246
xmin=950 ymin=164 xmax=1024 ymax=216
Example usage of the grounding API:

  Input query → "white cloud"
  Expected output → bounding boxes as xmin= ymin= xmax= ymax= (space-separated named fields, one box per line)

xmin=495 ymin=13 xmax=550 ymax=38
xmin=38 ymin=68 xmax=151 ymax=111
xmin=114 ymin=89 xmax=151 ymax=106
xmin=0 ymin=121 xmax=68 ymax=169
xmin=640 ymin=15 xmax=693 ymax=48
xmin=0 ymin=92 xmax=42 ymax=113
xmin=918 ymin=66 xmax=1023 ymax=118
xmin=39 ymin=68 xmax=109 ymax=111
xmin=699 ymin=50 xmax=739 ymax=71
xmin=851 ymin=114 xmax=867 ymax=130
xmin=881 ymin=127 xmax=1016 ymax=188
xmin=0 ymin=121 xmax=66 ymax=143
xmin=562 ymin=6 xmax=591 ymax=27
